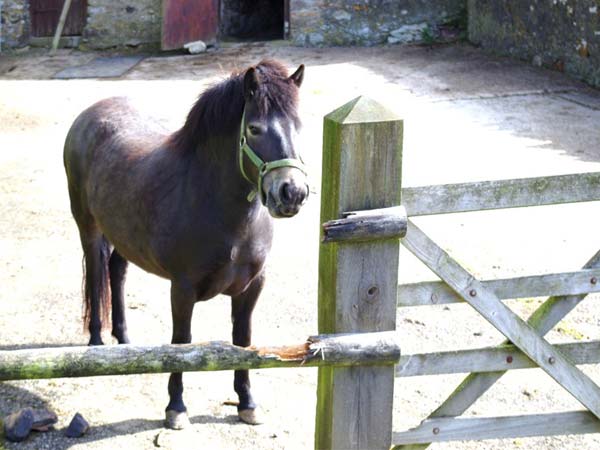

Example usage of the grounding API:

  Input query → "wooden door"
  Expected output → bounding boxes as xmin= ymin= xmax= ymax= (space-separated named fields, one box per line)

xmin=162 ymin=0 xmax=219 ymax=51
xmin=30 ymin=0 xmax=87 ymax=37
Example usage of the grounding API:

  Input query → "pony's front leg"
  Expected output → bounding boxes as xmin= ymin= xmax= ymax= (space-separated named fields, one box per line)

xmin=165 ymin=279 xmax=195 ymax=430
xmin=231 ymin=272 xmax=265 ymax=425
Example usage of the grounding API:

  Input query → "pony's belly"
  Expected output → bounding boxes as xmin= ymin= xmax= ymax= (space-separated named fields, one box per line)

xmin=109 ymin=238 xmax=170 ymax=279
xmin=196 ymin=262 xmax=263 ymax=301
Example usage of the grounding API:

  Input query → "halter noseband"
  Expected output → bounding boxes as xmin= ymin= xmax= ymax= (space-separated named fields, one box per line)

xmin=239 ymin=109 xmax=307 ymax=203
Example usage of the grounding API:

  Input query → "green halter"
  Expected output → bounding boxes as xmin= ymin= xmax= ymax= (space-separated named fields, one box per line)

xmin=239 ymin=110 xmax=307 ymax=203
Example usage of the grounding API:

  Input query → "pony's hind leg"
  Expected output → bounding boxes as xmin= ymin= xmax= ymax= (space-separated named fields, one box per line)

xmin=231 ymin=272 xmax=265 ymax=425
xmin=109 ymin=250 xmax=130 ymax=344
xmin=81 ymin=234 xmax=111 ymax=346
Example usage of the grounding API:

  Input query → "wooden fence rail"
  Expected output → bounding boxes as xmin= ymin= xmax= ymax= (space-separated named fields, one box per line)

xmin=393 ymin=411 xmax=600 ymax=446
xmin=396 ymin=340 xmax=600 ymax=377
xmin=0 ymin=332 xmax=400 ymax=381
xmin=398 ymin=268 xmax=600 ymax=307
xmin=402 ymin=172 xmax=600 ymax=216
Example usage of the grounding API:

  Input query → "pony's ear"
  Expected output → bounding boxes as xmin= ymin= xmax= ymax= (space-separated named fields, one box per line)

xmin=289 ymin=64 xmax=305 ymax=88
xmin=244 ymin=67 xmax=259 ymax=98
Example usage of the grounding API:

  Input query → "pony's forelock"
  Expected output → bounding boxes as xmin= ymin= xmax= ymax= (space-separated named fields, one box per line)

xmin=172 ymin=60 xmax=301 ymax=151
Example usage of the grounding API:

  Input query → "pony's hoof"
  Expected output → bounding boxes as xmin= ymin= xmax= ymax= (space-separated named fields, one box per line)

xmin=238 ymin=408 xmax=263 ymax=425
xmin=165 ymin=410 xmax=190 ymax=430
xmin=114 ymin=335 xmax=130 ymax=345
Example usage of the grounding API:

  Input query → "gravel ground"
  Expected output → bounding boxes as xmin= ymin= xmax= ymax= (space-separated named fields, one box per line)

xmin=2 ymin=42 xmax=600 ymax=449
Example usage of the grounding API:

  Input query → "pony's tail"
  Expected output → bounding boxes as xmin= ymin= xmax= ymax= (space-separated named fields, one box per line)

xmin=81 ymin=236 xmax=111 ymax=331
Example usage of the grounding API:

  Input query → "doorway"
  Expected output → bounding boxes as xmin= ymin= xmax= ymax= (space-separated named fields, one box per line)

xmin=220 ymin=0 xmax=287 ymax=41
xmin=30 ymin=0 xmax=87 ymax=37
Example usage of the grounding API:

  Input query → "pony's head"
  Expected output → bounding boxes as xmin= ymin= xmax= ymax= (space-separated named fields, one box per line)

xmin=239 ymin=60 xmax=309 ymax=218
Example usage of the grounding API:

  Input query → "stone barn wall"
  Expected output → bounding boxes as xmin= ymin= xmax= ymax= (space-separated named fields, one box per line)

xmin=82 ymin=0 xmax=161 ymax=49
xmin=469 ymin=0 xmax=600 ymax=88
xmin=290 ymin=0 xmax=466 ymax=46
xmin=2 ymin=0 xmax=467 ymax=50
xmin=1 ymin=0 xmax=31 ymax=50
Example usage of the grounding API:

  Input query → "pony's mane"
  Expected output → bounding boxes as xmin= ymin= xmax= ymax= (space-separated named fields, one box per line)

xmin=172 ymin=59 xmax=300 ymax=151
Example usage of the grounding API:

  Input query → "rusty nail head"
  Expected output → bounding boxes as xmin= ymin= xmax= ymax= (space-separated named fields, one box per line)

xmin=433 ymin=427 xmax=440 ymax=435
xmin=469 ymin=289 xmax=477 ymax=297
xmin=506 ymin=355 xmax=513 ymax=364
xmin=591 ymin=277 xmax=597 ymax=285
xmin=548 ymin=356 xmax=556 ymax=364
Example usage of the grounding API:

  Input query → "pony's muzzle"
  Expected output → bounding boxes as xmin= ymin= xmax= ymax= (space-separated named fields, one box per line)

xmin=263 ymin=167 xmax=309 ymax=218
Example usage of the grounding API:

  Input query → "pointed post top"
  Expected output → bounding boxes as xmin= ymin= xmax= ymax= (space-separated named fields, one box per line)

xmin=324 ymin=96 xmax=400 ymax=125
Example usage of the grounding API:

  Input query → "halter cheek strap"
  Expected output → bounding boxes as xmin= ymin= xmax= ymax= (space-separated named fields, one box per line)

xmin=239 ymin=110 xmax=307 ymax=204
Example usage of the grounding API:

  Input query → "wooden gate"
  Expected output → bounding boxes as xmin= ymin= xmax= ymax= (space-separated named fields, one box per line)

xmin=30 ymin=0 xmax=87 ymax=37
xmin=391 ymin=173 xmax=600 ymax=447
xmin=161 ymin=0 xmax=218 ymax=50
xmin=315 ymin=96 xmax=600 ymax=449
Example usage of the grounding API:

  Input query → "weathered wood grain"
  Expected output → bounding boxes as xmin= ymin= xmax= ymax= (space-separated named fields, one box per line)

xmin=322 ymin=206 xmax=407 ymax=243
xmin=396 ymin=340 xmax=600 ymax=377
xmin=402 ymin=221 xmax=600 ymax=419
xmin=402 ymin=172 xmax=600 ymax=216
xmin=398 ymin=269 xmax=600 ymax=306
xmin=0 ymin=331 xmax=400 ymax=381
xmin=392 ymin=411 xmax=600 ymax=446
xmin=316 ymin=97 xmax=403 ymax=450
xmin=394 ymin=249 xmax=600 ymax=450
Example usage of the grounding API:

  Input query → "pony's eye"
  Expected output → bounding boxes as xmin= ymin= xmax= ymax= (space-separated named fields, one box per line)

xmin=248 ymin=125 xmax=262 ymax=136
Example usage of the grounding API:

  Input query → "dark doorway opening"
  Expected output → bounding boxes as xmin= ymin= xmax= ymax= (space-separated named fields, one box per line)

xmin=30 ymin=0 xmax=87 ymax=37
xmin=220 ymin=0 xmax=287 ymax=41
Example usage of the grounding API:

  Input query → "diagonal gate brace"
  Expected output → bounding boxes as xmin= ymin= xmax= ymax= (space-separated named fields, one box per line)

xmin=401 ymin=220 xmax=600 ymax=420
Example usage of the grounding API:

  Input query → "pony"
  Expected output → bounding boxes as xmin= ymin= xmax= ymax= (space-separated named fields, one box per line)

xmin=63 ymin=59 xmax=308 ymax=428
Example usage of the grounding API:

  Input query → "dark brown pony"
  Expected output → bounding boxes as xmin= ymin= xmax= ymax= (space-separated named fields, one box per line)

xmin=63 ymin=60 xmax=308 ymax=428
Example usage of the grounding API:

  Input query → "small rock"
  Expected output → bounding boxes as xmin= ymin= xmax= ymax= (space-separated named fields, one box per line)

xmin=4 ymin=408 xmax=35 ymax=442
xmin=532 ymin=55 xmax=542 ymax=67
xmin=31 ymin=408 xmax=58 ymax=431
xmin=183 ymin=40 xmax=207 ymax=54
xmin=332 ymin=10 xmax=351 ymax=21
xmin=65 ymin=412 xmax=89 ymax=438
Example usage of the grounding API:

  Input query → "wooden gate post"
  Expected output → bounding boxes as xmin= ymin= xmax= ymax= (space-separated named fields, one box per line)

xmin=315 ymin=97 xmax=403 ymax=450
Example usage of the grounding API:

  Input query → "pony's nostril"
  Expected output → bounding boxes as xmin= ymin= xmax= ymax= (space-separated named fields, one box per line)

xmin=300 ymin=185 xmax=309 ymax=204
xmin=280 ymin=183 xmax=292 ymax=204
xmin=279 ymin=182 xmax=309 ymax=206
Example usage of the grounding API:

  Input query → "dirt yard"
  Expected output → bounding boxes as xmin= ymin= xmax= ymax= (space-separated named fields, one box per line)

xmin=2 ymin=42 xmax=600 ymax=449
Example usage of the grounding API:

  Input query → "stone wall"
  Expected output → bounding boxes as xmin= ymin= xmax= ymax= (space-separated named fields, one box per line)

xmin=290 ymin=0 xmax=466 ymax=46
xmin=0 ymin=0 xmax=30 ymax=50
xmin=469 ymin=0 xmax=600 ymax=88
xmin=82 ymin=0 xmax=161 ymax=49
